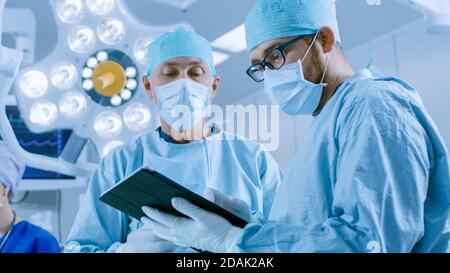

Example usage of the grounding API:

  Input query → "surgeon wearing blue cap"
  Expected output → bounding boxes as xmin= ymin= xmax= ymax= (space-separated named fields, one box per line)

xmin=65 ymin=28 xmax=282 ymax=253
xmin=0 ymin=141 xmax=60 ymax=253
xmin=143 ymin=1 xmax=450 ymax=253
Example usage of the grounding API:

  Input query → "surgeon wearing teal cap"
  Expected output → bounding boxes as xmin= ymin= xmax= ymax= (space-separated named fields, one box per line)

xmin=65 ymin=27 xmax=282 ymax=253
xmin=143 ymin=0 xmax=450 ymax=253
xmin=142 ymin=27 xmax=219 ymax=140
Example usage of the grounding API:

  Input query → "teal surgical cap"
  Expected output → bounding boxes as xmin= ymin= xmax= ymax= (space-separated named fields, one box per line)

xmin=146 ymin=27 xmax=217 ymax=76
xmin=245 ymin=0 xmax=341 ymax=52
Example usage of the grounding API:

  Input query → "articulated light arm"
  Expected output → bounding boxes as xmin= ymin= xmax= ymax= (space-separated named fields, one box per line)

xmin=395 ymin=0 xmax=450 ymax=34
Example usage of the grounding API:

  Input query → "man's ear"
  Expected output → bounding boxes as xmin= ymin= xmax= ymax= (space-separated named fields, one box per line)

xmin=210 ymin=76 xmax=221 ymax=99
xmin=317 ymin=27 xmax=336 ymax=54
xmin=1 ymin=184 xmax=8 ymax=197
xmin=142 ymin=76 xmax=153 ymax=98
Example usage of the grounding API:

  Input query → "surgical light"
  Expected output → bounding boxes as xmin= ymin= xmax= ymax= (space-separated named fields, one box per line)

xmin=102 ymin=141 xmax=123 ymax=158
xmin=19 ymin=70 xmax=48 ymax=98
xmin=96 ymin=51 xmax=109 ymax=62
xmin=68 ymin=25 xmax=96 ymax=53
xmin=120 ymin=89 xmax=132 ymax=101
xmin=59 ymin=91 xmax=87 ymax=118
xmin=87 ymin=57 xmax=99 ymax=68
xmin=50 ymin=62 xmax=78 ymax=90
xmin=111 ymin=95 xmax=122 ymax=106
xmin=94 ymin=111 xmax=123 ymax=138
xmin=126 ymin=79 xmax=137 ymax=90
xmin=125 ymin=67 xmax=137 ymax=78
xmin=4 ymin=0 xmax=191 ymax=176
xmin=57 ymin=0 xmax=85 ymax=24
xmin=97 ymin=18 xmax=126 ymax=45
xmin=85 ymin=0 xmax=115 ymax=16
xmin=83 ymin=49 xmax=139 ymax=107
xmin=82 ymin=79 xmax=94 ymax=90
xmin=82 ymin=68 xmax=93 ymax=78
xmin=124 ymin=103 xmax=151 ymax=131
xmin=133 ymin=36 xmax=153 ymax=65
xmin=29 ymin=100 xmax=58 ymax=127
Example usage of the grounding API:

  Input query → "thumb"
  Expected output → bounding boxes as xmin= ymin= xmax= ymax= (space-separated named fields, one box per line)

xmin=171 ymin=197 xmax=207 ymax=223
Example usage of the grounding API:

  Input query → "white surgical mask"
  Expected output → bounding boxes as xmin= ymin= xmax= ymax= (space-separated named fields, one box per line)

xmin=263 ymin=33 xmax=329 ymax=116
xmin=154 ymin=78 xmax=212 ymax=131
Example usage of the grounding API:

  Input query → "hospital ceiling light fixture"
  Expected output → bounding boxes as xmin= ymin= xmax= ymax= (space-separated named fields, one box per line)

xmin=212 ymin=51 xmax=230 ymax=66
xmin=68 ymin=25 xmax=96 ymax=53
xmin=85 ymin=0 xmax=115 ymax=15
xmin=133 ymin=36 xmax=154 ymax=65
xmin=57 ymin=0 xmax=85 ymax=24
xmin=123 ymin=103 xmax=151 ymax=131
xmin=19 ymin=70 xmax=48 ymax=98
xmin=29 ymin=100 xmax=58 ymax=127
xmin=5 ymin=0 xmax=191 ymax=176
xmin=97 ymin=18 xmax=126 ymax=45
xmin=59 ymin=91 xmax=87 ymax=118
xmin=50 ymin=62 xmax=78 ymax=90
xmin=212 ymin=24 xmax=247 ymax=53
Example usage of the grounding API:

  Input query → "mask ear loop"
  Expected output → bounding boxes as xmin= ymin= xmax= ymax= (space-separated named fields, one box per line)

xmin=300 ymin=31 xmax=330 ymax=87
xmin=301 ymin=31 xmax=320 ymax=63
xmin=320 ymin=55 xmax=330 ymax=87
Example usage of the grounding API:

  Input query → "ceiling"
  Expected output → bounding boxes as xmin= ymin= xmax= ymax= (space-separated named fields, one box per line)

xmin=4 ymin=0 xmax=422 ymax=105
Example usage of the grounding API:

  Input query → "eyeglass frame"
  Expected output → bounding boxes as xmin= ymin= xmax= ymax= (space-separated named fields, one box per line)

xmin=246 ymin=35 xmax=310 ymax=82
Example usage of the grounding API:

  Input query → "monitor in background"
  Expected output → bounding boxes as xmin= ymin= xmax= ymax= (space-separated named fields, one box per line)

xmin=0 ymin=105 xmax=75 ymax=180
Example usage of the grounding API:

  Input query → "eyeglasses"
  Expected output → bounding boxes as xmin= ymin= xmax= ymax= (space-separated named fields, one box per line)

xmin=246 ymin=35 xmax=306 ymax=82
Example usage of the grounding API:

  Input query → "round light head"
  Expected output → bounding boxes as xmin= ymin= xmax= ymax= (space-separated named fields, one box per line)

xmin=57 ymin=0 xmax=85 ymax=24
xmin=125 ymin=67 xmax=137 ymax=78
xmin=50 ymin=62 xmax=78 ymax=89
xmin=97 ymin=18 xmax=126 ymax=45
xmin=85 ymin=0 xmax=115 ymax=15
xmin=94 ymin=111 xmax=123 ymax=138
xmin=29 ymin=100 xmax=58 ymax=127
xmin=68 ymin=25 xmax=96 ymax=54
xmin=96 ymin=51 xmax=109 ymax=62
xmin=20 ymin=70 xmax=48 ymax=98
xmin=82 ymin=68 xmax=93 ymax=79
xmin=134 ymin=36 xmax=154 ymax=65
xmin=59 ymin=91 xmax=88 ymax=118
xmin=124 ymin=103 xmax=151 ymax=131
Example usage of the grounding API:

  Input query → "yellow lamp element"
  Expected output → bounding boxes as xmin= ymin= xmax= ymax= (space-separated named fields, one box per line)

xmin=92 ymin=61 xmax=126 ymax=97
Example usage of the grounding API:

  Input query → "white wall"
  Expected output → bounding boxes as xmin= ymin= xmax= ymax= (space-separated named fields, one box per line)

xmin=346 ymin=19 xmax=450 ymax=151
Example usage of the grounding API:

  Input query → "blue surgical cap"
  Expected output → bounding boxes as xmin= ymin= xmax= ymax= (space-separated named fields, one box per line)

xmin=146 ymin=27 xmax=217 ymax=76
xmin=0 ymin=141 xmax=25 ymax=199
xmin=245 ymin=0 xmax=341 ymax=52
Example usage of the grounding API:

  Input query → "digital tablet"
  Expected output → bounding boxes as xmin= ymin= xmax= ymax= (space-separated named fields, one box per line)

xmin=100 ymin=168 xmax=249 ymax=228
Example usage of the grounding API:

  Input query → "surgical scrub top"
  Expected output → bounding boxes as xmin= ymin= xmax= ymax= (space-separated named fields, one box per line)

xmin=65 ymin=125 xmax=282 ymax=253
xmin=238 ymin=69 xmax=450 ymax=253
xmin=0 ymin=221 xmax=60 ymax=253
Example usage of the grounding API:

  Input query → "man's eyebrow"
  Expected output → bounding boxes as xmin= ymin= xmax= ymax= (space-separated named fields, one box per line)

xmin=251 ymin=42 xmax=285 ymax=65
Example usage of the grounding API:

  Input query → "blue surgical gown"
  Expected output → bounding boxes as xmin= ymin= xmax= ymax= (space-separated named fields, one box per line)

xmin=0 ymin=221 xmax=60 ymax=253
xmin=237 ymin=69 xmax=450 ymax=253
xmin=65 ymin=125 xmax=282 ymax=252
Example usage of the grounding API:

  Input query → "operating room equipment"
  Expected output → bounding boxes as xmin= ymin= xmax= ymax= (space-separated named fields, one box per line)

xmin=0 ymin=0 xmax=191 ymax=178
xmin=395 ymin=0 xmax=450 ymax=34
